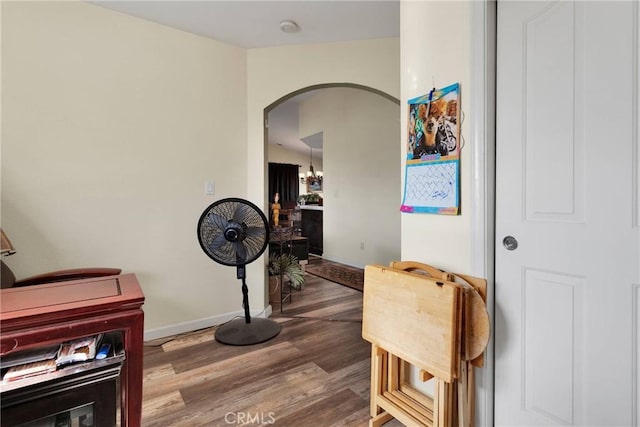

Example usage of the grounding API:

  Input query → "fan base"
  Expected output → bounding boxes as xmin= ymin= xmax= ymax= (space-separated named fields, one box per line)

xmin=215 ymin=317 xmax=281 ymax=346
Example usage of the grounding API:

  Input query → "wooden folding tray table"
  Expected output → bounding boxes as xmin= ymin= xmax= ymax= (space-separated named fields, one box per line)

xmin=362 ymin=261 xmax=489 ymax=427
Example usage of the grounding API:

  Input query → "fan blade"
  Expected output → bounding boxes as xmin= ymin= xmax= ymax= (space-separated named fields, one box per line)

xmin=209 ymin=212 xmax=228 ymax=230
xmin=209 ymin=234 xmax=228 ymax=252
xmin=232 ymin=203 xmax=247 ymax=224
xmin=245 ymin=226 xmax=265 ymax=238
xmin=234 ymin=241 xmax=247 ymax=263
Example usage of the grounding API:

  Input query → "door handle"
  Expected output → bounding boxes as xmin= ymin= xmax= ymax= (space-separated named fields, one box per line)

xmin=502 ymin=235 xmax=518 ymax=251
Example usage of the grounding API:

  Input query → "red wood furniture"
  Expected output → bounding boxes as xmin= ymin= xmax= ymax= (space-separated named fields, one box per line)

xmin=0 ymin=274 xmax=145 ymax=426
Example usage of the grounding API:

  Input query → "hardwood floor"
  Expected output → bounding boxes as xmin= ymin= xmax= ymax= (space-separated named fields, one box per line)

xmin=142 ymin=272 xmax=396 ymax=426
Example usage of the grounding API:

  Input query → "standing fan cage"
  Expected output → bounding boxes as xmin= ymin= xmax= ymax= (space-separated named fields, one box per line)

xmin=197 ymin=198 xmax=269 ymax=268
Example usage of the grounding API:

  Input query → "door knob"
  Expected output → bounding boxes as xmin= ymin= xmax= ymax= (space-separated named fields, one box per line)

xmin=502 ymin=235 xmax=518 ymax=251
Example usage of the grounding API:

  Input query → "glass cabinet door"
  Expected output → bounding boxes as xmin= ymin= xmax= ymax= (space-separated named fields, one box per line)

xmin=18 ymin=403 xmax=95 ymax=427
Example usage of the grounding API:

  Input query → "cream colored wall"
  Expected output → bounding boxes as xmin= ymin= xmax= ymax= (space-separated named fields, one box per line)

xmin=267 ymin=145 xmax=323 ymax=177
xmin=1 ymin=1 xmax=248 ymax=336
xmin=401 ymin=2 xmax=472 ymax=275
xmin=298 ymin=88 xmax=400 ymax=267
xmin=246 ymin=38 xmax=400 ymax=306
xmin=1 ymin=2 xmax=399 ymax=334
xmin=401 ymin=0 xmax=473 ymax=397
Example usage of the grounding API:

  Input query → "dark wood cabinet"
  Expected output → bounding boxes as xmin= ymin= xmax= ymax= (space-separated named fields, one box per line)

xmin=0 ymin=274 xmax=145 ymax=426
xmin=301 ymin=208 xmax=323 ymax=256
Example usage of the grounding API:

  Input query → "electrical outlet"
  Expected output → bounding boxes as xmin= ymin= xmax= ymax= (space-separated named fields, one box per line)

xmin=360 ymin=242 xmax=365 ymax=250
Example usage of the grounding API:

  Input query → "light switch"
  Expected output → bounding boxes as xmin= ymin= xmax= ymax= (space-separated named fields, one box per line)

xmin=205 ymin=181 xmax=215 ymax=195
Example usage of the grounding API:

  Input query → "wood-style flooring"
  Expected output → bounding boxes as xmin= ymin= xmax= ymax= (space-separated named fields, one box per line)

xmin=142 ymin=269 xmax=400 ymax=426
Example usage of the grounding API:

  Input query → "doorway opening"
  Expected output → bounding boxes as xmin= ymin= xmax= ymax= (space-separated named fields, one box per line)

xmin=264 ymin=83 xmax=401 ymax=270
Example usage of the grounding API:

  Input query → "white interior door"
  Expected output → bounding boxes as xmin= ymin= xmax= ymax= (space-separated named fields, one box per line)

xmin=495 ymin=1 xmax=639 ymax=425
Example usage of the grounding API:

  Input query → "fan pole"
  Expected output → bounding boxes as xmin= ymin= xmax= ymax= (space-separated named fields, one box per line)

xmin=241 ymin=277 xmax=251 ymax=324
xmin=215 ymin=273 xmax=281 ymax=346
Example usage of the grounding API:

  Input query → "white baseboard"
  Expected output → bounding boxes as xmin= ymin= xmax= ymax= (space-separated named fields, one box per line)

xmin=143 ymin=305 xmax=273 ymax=342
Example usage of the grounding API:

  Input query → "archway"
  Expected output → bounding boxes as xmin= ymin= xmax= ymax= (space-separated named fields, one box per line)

xmin=264 ymin=83 xmax=401 ymax=270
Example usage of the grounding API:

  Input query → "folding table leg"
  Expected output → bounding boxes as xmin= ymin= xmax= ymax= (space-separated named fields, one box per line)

xmin=370 ymin=345 xmax=387 ymax=417
xmin=437 ymin=377 xmax=457 ymax=427
xmin=457 ymin=361 xmax=469 ymax=427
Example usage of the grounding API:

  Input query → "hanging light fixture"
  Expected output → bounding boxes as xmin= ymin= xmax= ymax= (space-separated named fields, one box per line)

xmin=307 ymin=147 xmax=316 ymax=178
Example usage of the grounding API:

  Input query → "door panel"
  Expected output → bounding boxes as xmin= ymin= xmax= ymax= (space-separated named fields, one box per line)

xmin=495 ymin=1 xmax=639 ymax=425
xmin=522 ymin=268 xmax=584 ymax=425
xmin=523 ymin=1 xmax=584 ymax=222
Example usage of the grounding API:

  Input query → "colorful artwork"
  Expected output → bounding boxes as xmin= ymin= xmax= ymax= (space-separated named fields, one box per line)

xmin=307 ymin=176 xmax=322 ymax=193
xmin=401 ymin=83 xmax=461 ymax=215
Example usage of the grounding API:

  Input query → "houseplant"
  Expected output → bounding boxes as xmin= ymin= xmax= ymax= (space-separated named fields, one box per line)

xmin=300 ymin=193 xmax=321 ymax=205
xmin=268 ymin=253 xmax=305 ymax=292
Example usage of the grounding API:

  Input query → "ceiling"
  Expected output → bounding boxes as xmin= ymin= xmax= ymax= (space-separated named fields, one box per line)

xmin=267 ymin=89 xmax=326 ymax=157
xmin=91 ymin=1 xmax=400 ymax=158
xmin=91 ymin=1 xmax=399 ymax=49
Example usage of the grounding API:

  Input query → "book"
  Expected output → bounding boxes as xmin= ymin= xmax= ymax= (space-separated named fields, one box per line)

xmin=56 ymin=335 xmax=101 ymax=366
xmin=0 ymin=344 xmax=60 ymax=370
xmin=3 ymin=359 xmax=57 ymax=382
xmin=1 ymin=334 xmax=103 ymax=383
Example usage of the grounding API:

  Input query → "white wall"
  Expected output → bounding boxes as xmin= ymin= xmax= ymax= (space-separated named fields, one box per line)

xmin=246 ymin=38 xmax=400 ymax=306
xmin=298 ymin=88 xmax=400 ymax=267
xmin=1 ymin=2 xmax=249 ymax=336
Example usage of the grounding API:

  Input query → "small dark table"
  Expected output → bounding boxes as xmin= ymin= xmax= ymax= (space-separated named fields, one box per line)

xmin=269 ymin=234 xmax=309 ymax=262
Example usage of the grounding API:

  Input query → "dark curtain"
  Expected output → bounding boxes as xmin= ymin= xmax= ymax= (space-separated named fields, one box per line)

xmin=268 ymin=163 xmax=299 ymax=206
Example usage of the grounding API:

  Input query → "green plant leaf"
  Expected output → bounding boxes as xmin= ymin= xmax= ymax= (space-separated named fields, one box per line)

xmin=268 ymin=253 xmax=305 ymax=289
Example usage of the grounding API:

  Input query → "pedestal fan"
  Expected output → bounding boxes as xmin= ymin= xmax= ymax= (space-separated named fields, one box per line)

xmin=197 ymin=198 xmax=280 ymax=345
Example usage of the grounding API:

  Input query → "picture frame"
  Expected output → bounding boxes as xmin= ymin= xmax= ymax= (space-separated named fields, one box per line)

xmin=306 ymin=176 xmax=322 ymax=193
